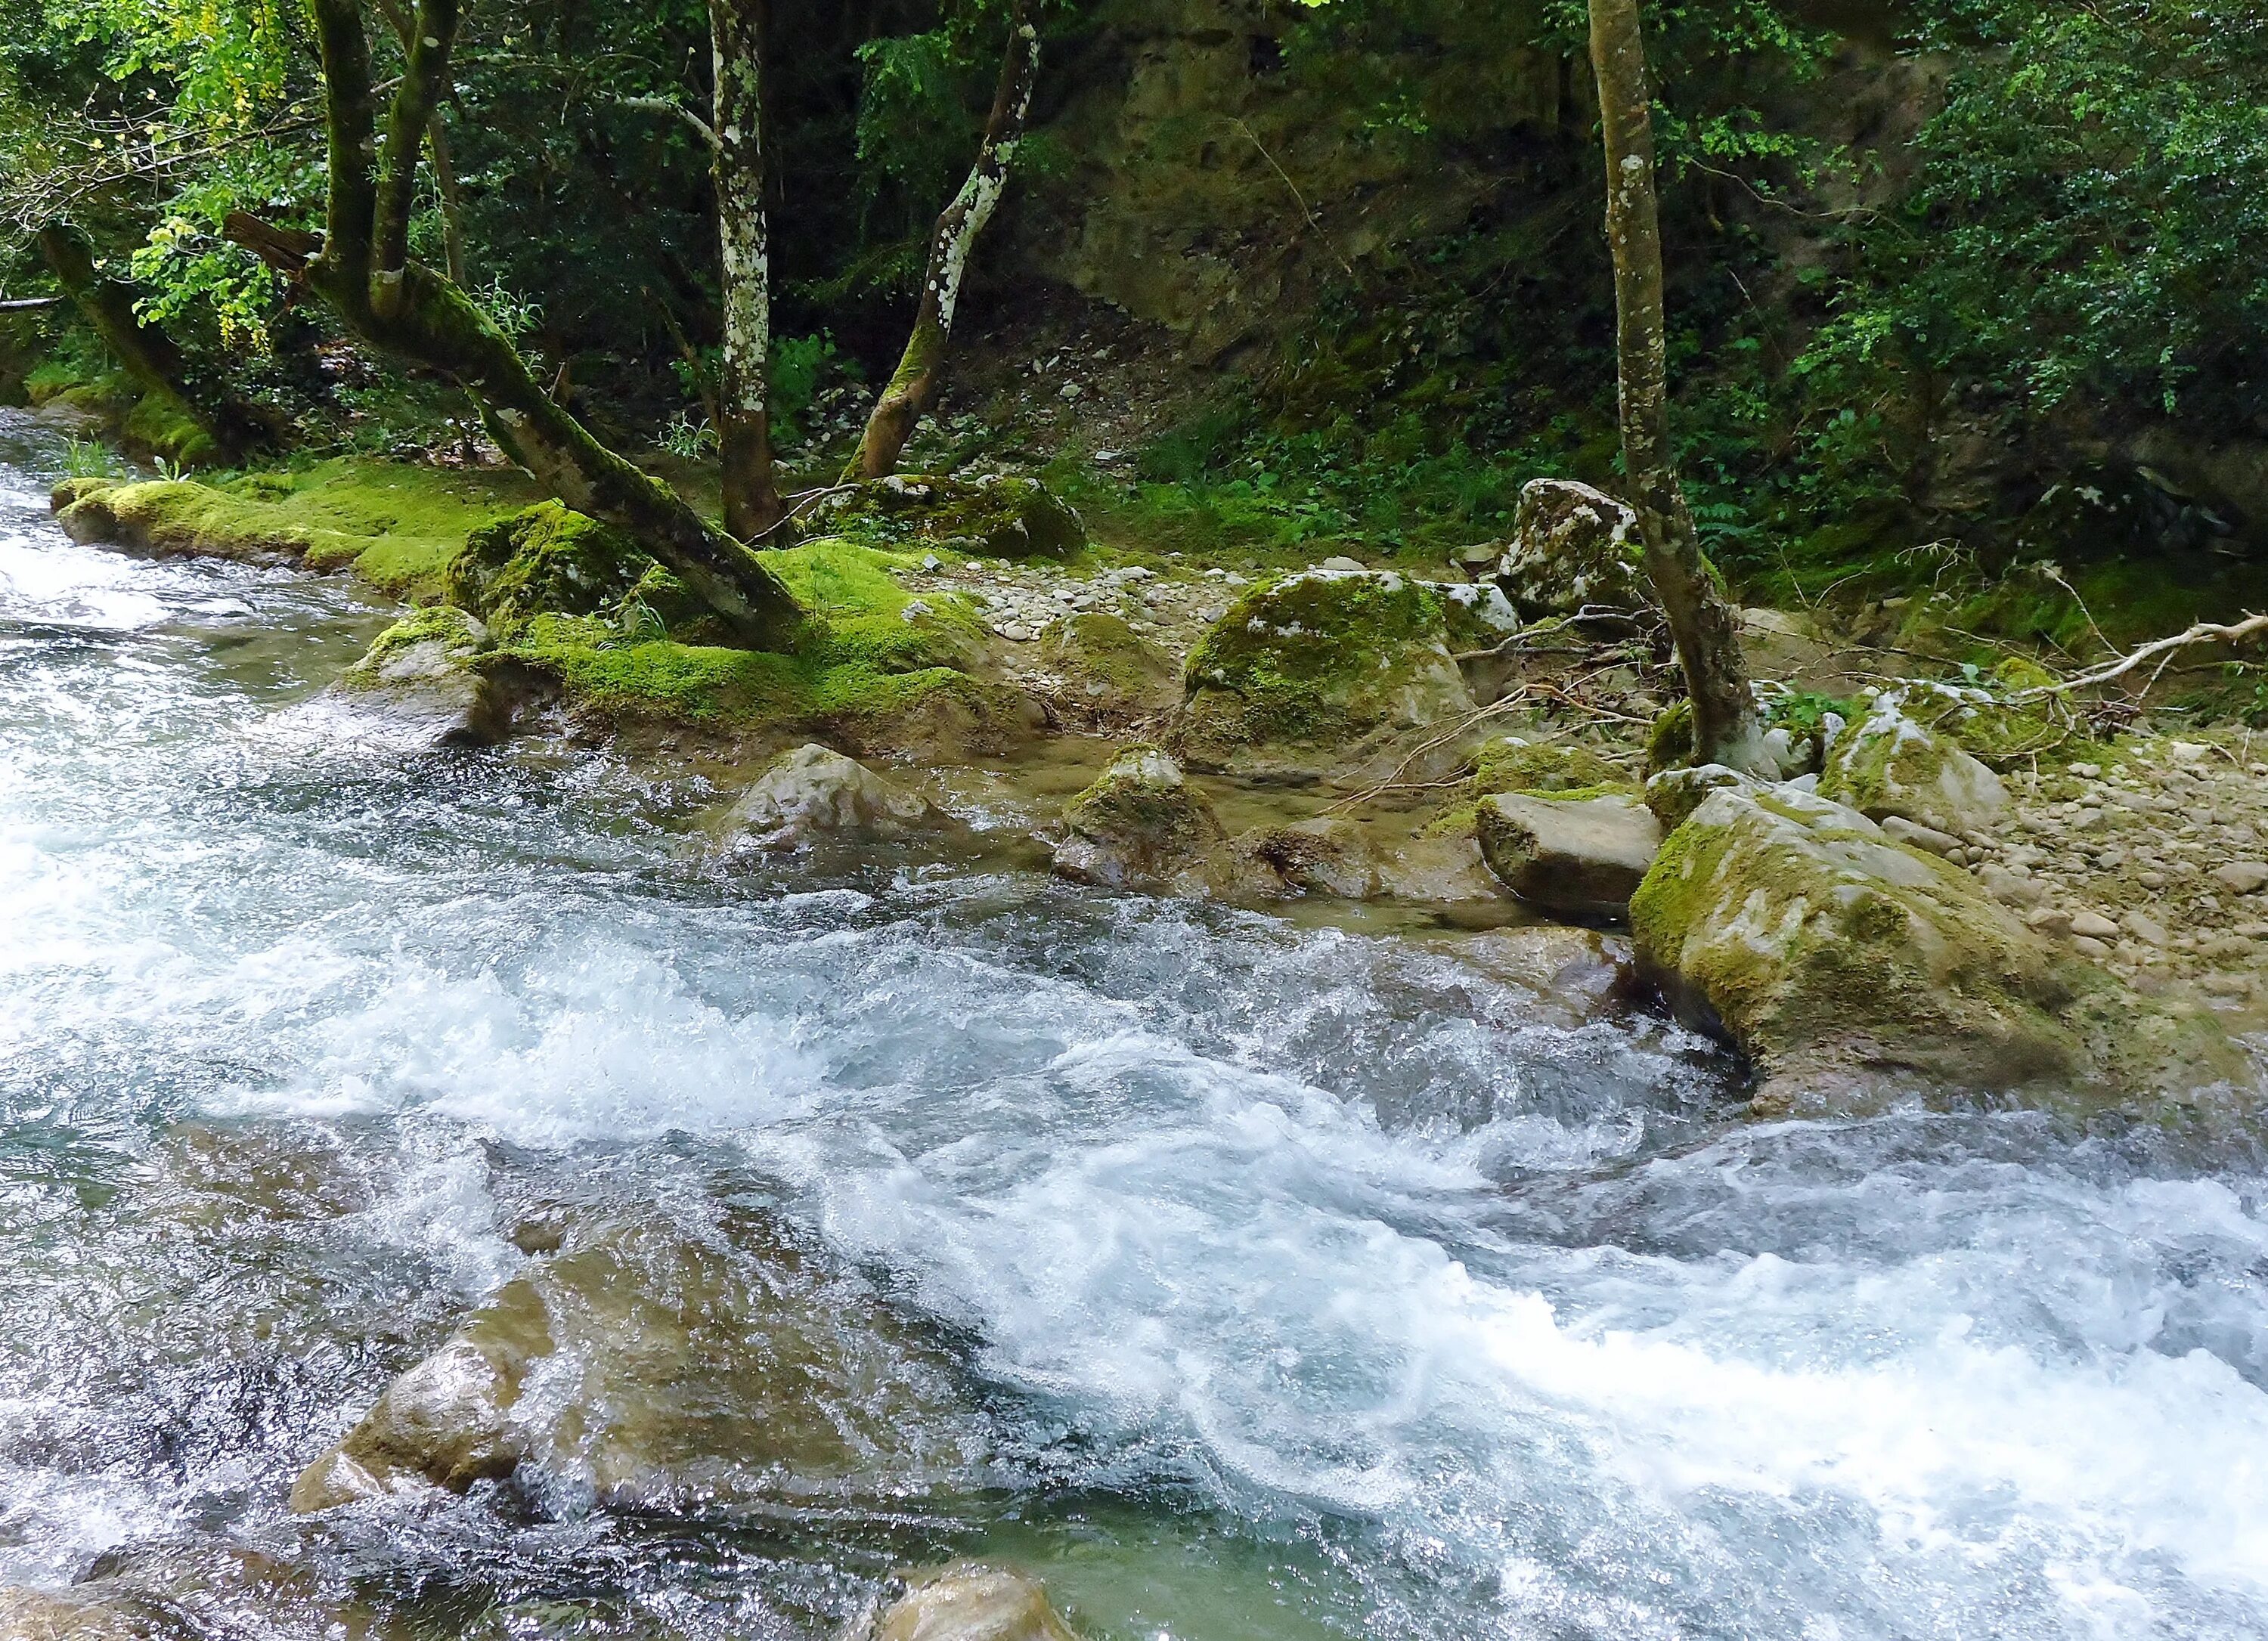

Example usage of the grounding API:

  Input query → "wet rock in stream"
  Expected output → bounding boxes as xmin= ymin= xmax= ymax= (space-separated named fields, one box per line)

xmin=291 ymin=1208 xmax=978 ymax=1515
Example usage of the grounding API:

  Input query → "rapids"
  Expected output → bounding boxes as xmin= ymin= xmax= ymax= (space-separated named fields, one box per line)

xmin=3 ymin=407 xmax=2267 ymax=1639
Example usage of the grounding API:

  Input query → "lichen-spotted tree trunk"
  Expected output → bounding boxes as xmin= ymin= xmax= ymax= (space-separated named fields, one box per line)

xmin=845 ymin=2 xmax=1042 ymax=481
xmin=708 ymin=0 xmax=785 ymax=540
xmin=225 ymin=0 xmax=803 ymax=651
xmin=1587 ymin=0 xmax=1770 ymax=775
xmin=36 ymin=222 xmax=262 ymax=462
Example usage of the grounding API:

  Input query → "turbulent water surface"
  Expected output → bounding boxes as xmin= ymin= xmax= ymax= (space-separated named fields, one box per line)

xmin=4 ymin=410 xmax=2268 ymax=1640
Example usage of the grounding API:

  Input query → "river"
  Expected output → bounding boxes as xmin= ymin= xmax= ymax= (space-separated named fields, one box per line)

xmin=3 ymin=408 xmax=2266 ymax=1639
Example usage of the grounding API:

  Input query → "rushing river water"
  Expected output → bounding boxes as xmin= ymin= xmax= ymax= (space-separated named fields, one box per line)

xmin=5 ymin=409 xmax=2268 ymax=1640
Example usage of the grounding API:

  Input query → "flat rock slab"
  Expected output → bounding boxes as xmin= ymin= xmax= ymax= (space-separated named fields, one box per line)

xmin=1476 ymin=791 xmax=1662 ymax=920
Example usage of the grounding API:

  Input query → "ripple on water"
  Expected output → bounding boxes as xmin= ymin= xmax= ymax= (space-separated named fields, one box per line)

xmin=1 ymin=412 xmax=2266 ymax=1639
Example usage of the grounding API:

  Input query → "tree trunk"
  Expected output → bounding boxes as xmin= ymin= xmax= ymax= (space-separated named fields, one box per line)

xmin=35 ymin=222 xmax=260 ymax=462
xmin=426 ymin=115 xmax=469 ymax=284
xmin=708 ymin=0 xmax=785 ymax=540
xmin=1587 ymin=0 xmax=1769 ymax=775
xmin=228 ymin=0 xmax=802 ymax=652
xmin=846 ymin=2 xmax=1042 ymax=481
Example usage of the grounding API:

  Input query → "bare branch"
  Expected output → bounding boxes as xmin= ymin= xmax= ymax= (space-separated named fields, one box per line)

xmin=2010 ymin=615 xmax=2268 ymax=700
xmin=613 ymin=94 xmax=718 ymax=153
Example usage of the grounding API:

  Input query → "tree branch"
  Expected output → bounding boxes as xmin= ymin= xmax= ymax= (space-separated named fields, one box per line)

xmin=2011 ymin=615 xmax=2268 ymax=699
xmin=371 ymin=0 xmax=462 ymax=316
xmin=613 ymin=94 xmax=719 ymax=152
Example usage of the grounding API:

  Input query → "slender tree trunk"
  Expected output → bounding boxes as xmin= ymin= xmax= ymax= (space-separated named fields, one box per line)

xmin=228 ymin=0 xmax=802 ymax=652
xmin=846 ymin=2 xmax=1041 ymax=481
xmin=1587 ymin=0 xmax=1769 ymax=775
xmin=708 ymin=0 xmax=785 ymax=540
xmin=426 ymin=115 xmax=469 ymax=284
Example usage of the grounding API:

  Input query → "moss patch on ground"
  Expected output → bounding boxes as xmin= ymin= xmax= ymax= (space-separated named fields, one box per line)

xmin=58 ymin=458 xmax=544 ymax=597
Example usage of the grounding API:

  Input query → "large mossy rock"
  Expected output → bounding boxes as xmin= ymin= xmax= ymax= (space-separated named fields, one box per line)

xmin=57 ymin=478 xmax=314 ymax=563
xmin=330 ymin=605 xmax=552 ymax=748
xmin=1493 ymin=478 xmax=1648 ymax=620
xmin=1051 ymin=745 xmax=1227 ymax=894
xmin=1817 ymin=691 xmax=2009 ymax=834
xmin=851 ymin=1565 xmax=1083 ymax=1641
xmin=1630 ymin=785 xmax=2244 ymax=1114
xmin=1036 ymin=610 xmax=1178 ymax=720
xmin=444 ymin=500 xmax=652 ymax=630
xmin=1171 ymin=569 xmax=1473 ymax=779
xmin=1476 ymin=791 xmax=1662 ymax=921
xmin=291 ymin=1210 xmax=971 ymax=1513
xmin=801 ymin=473 xmax=1084 ymax=560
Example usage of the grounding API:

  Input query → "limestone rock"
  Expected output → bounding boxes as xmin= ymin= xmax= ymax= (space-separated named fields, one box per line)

xmin=1051 ymin=745 xmax=1226 ymax=895
xmin=1171 ymin=569 xmax=1473 ymax=780
xmin=1225 ymin=817 xmax=1382 ymax=899
xmin=0 ymin=1543 xmax=358 ymax=1641
xmin=1492 ymin=479 xmax=1647 ymax=620
xmin=1817 ymin=692 xmax=2009 ymax=834
xmin=1630 ymin=785 xmax=2245 ymax=1114
xmin=1476 ymin=791 xmax=1662 ymax=920
xmin=1463 ymin=926 xmax=1634 ymax=1020
xmin=330 ymin=605 xmax=552 ymax=748
xmin=2213 ymin=860 xmax=2268 ymax=895
xmin=720 ymin=744 xmax=962 ymax=853
xmin=290 ymin=1211 xmax=971 ymax=1513
xmin=851 ymin=1564 xmax=1082 ymax=1641
xmin=1643 ymin=763 xmax=1766 ymax=830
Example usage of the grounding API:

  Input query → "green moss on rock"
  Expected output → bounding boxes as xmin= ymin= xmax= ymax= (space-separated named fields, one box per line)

xmin=1817 ymin=692 xmax=2010 ymax=833
xmin=799 ymin=473 xmax=1084 ymax=559
xmin=1631 ymin=785 xmax=2242 ymax=1114
xmin=1173 ymin=568 xmax=1473 ymax=774
xmin=1647 ymin=700 xmax=1694 ymax=776
xmin=446 ymin=500 xmax=652 ymax=630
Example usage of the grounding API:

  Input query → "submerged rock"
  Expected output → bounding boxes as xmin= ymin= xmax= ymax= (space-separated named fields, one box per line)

xmin=0 ymin=1543 xmax=364 ymax=1641
xmin=1172 ymin=569 xmax=1473 ymax=781
xmin=1630 ymin=785 xmax=2245 ymax=1114
xmin=801 ymin=474 xmax=1084 ymax=560
xmin=720 ymin=743 xmax=964 ymax=852
xmin=1476 ymin=791 xmax=1662 ymax=921
xmin=1817 ymin=692 xmax=2009 ymax=834
xmin=291 ymin=1211 xmax=972 ymax=1513
xmin=1493 ymin=478 xmax=1648 ymax=620
xmin=1052 ymin=745 xmax=1226 ymax=894
xmin=330 ymin=605 xmax=553 ymax=748
xmin=851 ymin=1564 xmax=1083 ymax=1641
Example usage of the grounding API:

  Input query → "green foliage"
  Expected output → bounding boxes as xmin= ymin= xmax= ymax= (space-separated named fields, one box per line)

xmin=1805 ymin=0 xmax=2268 ymax=420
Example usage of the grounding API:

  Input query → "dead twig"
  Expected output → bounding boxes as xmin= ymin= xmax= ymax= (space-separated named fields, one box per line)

xmin=1323 ymin=688 xmax=1534 ymax=812
xmin=2009 ymin=613 xmax=2268 ymax=701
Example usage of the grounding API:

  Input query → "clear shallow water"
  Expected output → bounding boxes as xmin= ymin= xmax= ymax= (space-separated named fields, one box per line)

xmin=5 ymin=411 xmax=2268 ymax=1640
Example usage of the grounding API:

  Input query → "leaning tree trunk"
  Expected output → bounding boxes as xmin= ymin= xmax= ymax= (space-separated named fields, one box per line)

xmin=1588 ymin=0 xmax=1769 ymax=775
xmin=36 ymin=222 xmax=262 ymax=462
xmin=708 ymin=0 xmax=785 ymax=540
xmin=227 ymin=0 xmax=802 ymax=652
xmin=845 ymin=2 xmax=1041 ymax=481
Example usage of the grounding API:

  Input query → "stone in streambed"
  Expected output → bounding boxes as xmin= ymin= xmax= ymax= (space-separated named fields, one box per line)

xmin=1817 ymin=691 xmax=2008 ymax=834
xmin=850 ymin=1564 xmax=1083 ymax=1641
xmin=1631 ymin=785 xmax=2245 ymax=1115
xmin=719 ymin=743 xmax=965 ymax=853
xmin=290 ymin=1211 xmax=971 ymax=1513
xmin=1051 ymin=745 xmax=1227 ymax=895
xmin=328 ymin=605 xmax=554 ymax=748
xmin=1476 ymin=791 xmax=1662 ymax=921
xmin=443 ymin=500 xmax=651 ymax=630
xmin=1170 ymin=568 xmax=1474 ymax=782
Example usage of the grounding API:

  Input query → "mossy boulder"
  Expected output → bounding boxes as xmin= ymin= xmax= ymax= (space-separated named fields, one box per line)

xmin=58 ymin=478 xmax=313 ymax=562
xmin=333 ymin=605 xmax=553 ymax=748
xmin=1172 ymin=568 xmax=1474 ymax=780
xmin=1817 ymin=691 xmax=2009 ymax=834
xmin=445 ymin=500 xmax=652 ymax=630
xmin=1630 ymin=785 xmax=2245 ymax=1115
xmin=1036 ymin=609 xmax=1177 ymax=720
xmin=1898 ymin=675 xmax=2068 ymax=766
xmin=801 ymin=473 xmax=1084 ymax=559
xmin=1647 ymin=699 xmax=1694 ymax=776
xmin=292 ymin=1209 xmax=972 ymax=1513
xmin=1494 ymin=478 xmax=1648 ymax=619
xmin=1474 ymin=735 xmax=1622 ymax=797
xmin=1052 ymin=745 xmax=1228 ymax=894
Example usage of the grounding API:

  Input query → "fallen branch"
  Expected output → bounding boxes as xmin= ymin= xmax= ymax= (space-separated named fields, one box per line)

xmin=2009 ymin=613 xmax=2268 ymax=700
xmin=1324 ymin=688 xmax=1534 ymax=811
xmin=0 ymin=296 xmax=62 ymax=311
